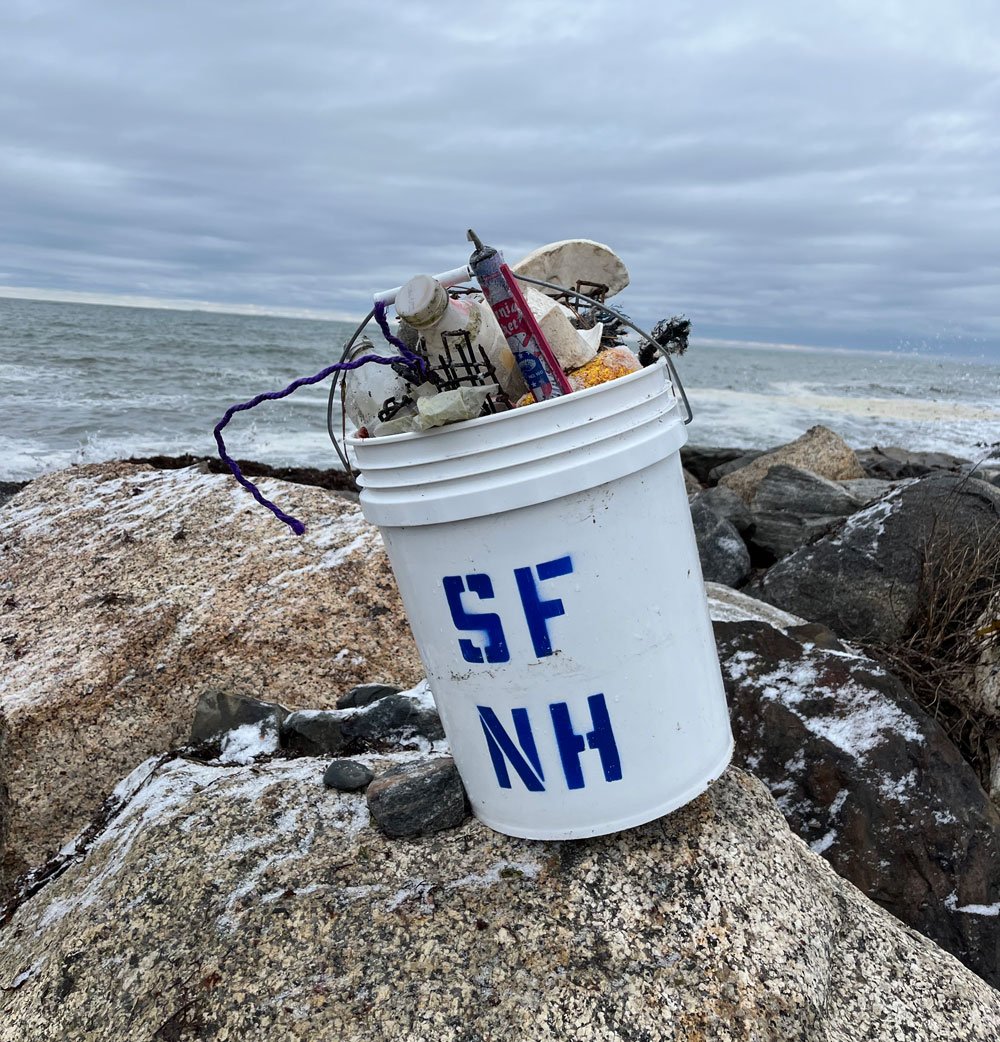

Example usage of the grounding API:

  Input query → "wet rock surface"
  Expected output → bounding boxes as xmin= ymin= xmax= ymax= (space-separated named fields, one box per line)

xmin=715 ymin=617 xmax=1000 ymax=988
xmin=689 ymin=498 xmax=751 ymax=587
xmin=3 ymin=760 xmax=999 ymax=1041
xmin=753 ymin=473 xmax=1000 ymax=641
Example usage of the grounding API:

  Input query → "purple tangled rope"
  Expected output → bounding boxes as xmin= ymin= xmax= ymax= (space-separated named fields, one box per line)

xmin=214 ymin=300 xmax=426 ymax=535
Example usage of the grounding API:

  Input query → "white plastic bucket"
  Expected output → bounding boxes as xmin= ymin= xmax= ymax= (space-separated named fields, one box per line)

xmin=350 ymin=359 xmax=733 ymax=840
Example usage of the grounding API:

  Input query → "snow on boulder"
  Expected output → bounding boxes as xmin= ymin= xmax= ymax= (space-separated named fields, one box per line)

xmin=0 ymin=462 xmax=423 ymax=900
xmin=2 ymin=757 xmax=999 ymax=1039
xmin=754 ymin=473 xmax=1000 ymax=641
xmin=715 ymin=615 xmax=1000 ymax=988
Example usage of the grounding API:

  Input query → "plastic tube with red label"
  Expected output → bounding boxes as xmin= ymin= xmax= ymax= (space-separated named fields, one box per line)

xmin=467 ymin=229 xmax=573 ymax=401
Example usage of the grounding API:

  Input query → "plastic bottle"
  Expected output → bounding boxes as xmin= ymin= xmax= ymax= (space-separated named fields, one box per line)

xmin=394 ymin=275 xmax=527 ymax=403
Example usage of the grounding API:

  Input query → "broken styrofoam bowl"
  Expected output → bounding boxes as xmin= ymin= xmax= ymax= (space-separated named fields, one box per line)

xmin=511 ymin=239 xmax=630 ymax=298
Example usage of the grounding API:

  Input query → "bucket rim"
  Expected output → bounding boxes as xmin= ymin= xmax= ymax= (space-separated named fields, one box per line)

xmin=346 ymin=356 xmax=670 ymax=445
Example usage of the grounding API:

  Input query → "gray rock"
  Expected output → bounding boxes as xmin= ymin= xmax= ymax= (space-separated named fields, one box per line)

xmin=281 ymin=686 xmax=445 ymax=757
xmin=716 ymin=616 xmax=1000 ymax=989
xmin=281 ymin=709 xmax=345 ymax=757
xmin=689 ymin=498 xmax=751 ymax=587
xmin=838 ymin=476 xmax=908 ymax=505
xmin=859 ymin=445 xmax=971 ymax=480
xmin=336 ymin=682 xmax=402 ymax=709
xmin=189 ymin=688 xmax=288 ymax=751
xmin=749 ymin=512 xmax=845 ymax=560
xmin=0 ymin=481 xmax=28 ymax=509
xmin=366 ymin=757 xmax=468 ymax=838
xmin=756 ymin=473 xmax=1000 ymax=641
xmin=745 ymin=466 xmax=862 ymax=559
xmin=690 ymin=485 xmax=754 ymax=535
xmin=707 ymin=449 xmax=765 ymax=484
xmin=680 ymin=444 xmax=759 ymax=485
xmin=3 ymin=758 xmax=1000 ymax=1039
xmin=342 ymin=692 xmax=445 ymax=745
xmin=751 ymin=464 xmax=863 ymax=517
xmin=323 ymin=759 xmax=374 ymax=792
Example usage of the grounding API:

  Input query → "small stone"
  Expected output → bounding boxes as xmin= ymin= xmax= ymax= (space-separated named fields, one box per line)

xmin=281 ymin=710 xmax=345 ymax=757
xmin=342 ymin=693 xmax=445 ymax=745
xmin=189 ymin=688 xmax=288 ymax=750
xmin=366 ymin=757 xmax=468 ymax=837
xmin=337 ymin=683 xmax=402 ymax=709
xmin=323 ymin=759 xmax=374 ymax=792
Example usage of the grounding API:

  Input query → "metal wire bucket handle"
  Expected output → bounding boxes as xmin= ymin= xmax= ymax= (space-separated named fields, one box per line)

xmin=326 ymin=275 xmax=694 ymax=473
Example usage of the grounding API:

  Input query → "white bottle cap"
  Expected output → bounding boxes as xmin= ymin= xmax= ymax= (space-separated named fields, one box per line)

xmin=394 ymin=274 xmax=449 ymax=328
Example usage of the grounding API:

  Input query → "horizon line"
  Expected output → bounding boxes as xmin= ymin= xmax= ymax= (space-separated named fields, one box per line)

xmin=1 ymin=284 xmax=994 ymax=362
xmin=0 ymin=284 xmax=359 ymax=323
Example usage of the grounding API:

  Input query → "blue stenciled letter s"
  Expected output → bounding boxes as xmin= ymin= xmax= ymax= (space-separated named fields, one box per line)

xmin=442 ymin=574 xmax=510 ymax=664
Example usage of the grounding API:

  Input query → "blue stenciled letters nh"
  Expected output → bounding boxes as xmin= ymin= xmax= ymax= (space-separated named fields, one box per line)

xmin=477 ymin=695 xmax=622 ymax=793
xmin=442 ymin=574 xmax=510 ymax=664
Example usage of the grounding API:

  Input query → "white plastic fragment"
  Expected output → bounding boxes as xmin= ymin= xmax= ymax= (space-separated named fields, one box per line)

xmin=512 ymin=239 xmax=630 ymax=298
xmin=414 ymin=385 xmax=498 ymax=430
xmin=522 ymin=287 xmax=598 ymax=371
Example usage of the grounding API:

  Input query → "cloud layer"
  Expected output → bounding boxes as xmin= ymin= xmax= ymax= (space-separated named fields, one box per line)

xmin=2 ymin=0 xmax=999 ymax=356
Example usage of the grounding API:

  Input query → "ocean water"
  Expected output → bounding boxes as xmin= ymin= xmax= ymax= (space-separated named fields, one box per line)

xmin=2 ymin=296 xmax=999 ymax=483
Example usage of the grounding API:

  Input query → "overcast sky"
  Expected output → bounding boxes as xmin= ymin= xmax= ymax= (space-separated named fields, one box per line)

xmin=2 ymin=0 xmax=999 ymax=358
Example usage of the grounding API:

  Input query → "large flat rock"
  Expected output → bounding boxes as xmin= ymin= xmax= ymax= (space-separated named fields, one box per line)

xmin=0 ymin=463 xmax=423 ymax=899
xmin=1 ymin=758 xmax=997 ymax=1040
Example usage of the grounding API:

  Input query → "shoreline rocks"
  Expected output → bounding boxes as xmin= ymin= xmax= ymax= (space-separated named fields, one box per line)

xmin=2 ymin=426 xmax=998 ymax=1034
xmin=0 ymin=462 xmax=422 ymax=901
xmin=3 ymin=759 xmax=999 ymax=1040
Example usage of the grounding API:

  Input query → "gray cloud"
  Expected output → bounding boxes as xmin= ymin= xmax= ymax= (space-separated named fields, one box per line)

xmin=1 ymin=0 xmax=999 ymax=356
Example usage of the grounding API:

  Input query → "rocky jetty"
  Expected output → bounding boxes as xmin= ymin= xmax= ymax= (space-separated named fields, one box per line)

xmin=0 ymin=462 xmax=423 ymax=899
xmin=1 ymin=431 xmax=999 ymax=1038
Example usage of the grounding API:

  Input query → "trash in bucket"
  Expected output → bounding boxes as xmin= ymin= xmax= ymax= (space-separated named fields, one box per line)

xmin=212 ymin=231 xmax=730 ymax=840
